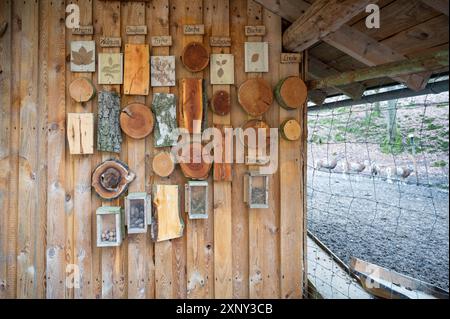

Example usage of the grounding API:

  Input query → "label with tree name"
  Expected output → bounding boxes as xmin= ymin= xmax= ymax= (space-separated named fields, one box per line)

xmin=126 ymin=25 xmax=148 ymax=35
xmin=245 ymin=26 xmax=266 ymax=36
xmin=184 ymin=24 xmax=205 ymax=35
xmin=280 ymin=53 xmax=302 ymax=64
xmin=72 ymin=26 xmax=94 ymax=35
xmin=210 ymin=37 xmax=232 ymax=47
xmin=151 ymin=36 xmax=173 ymax=47
xmin=99 ymin=37 xmax=122 ymax=48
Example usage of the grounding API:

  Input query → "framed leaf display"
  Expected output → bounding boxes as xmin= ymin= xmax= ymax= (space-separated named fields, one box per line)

xmin=151 ymin=56 xmax=176 ymax=87
xmin=210 ymin=54 xmax=234 ymax=85
xmin=98 ymin=53 xmax=123 ymax=85
xmin=71 ymin=41 xmax=96 ymax=72
xmin=244 ymin=42 xmax=269 ymax=73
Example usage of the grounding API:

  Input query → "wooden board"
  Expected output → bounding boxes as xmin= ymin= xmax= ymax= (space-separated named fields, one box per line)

xmin=152 ymin=185 xmax=184 ymax=242
xmin=123 ymin=44 xmax=150 ymax=95
xmin=179 ymin=78 xmax=204 ymax=134
xmin=67 ymin=113 xmax=94 ymax=155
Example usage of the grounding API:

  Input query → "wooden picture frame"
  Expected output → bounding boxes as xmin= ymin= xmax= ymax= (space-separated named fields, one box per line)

xmin=98 ymin=53 xmax=123 ymax=85
xmin=244 ymin=172 xmax=269 ymax=209
xmin=96 ymin=206 xmax=124 ymax=248
xmin=185 ymin=181 xmax=209 ymax=219
xmin=244 ymin=42 xmax=269 ymax=73
xmin=125 ymin=192 xmax=151 ymax=234
xmin=70 ymin=41 xmax=96 ymax=73
xmin=210 ymin=54 xmax=234 ymax=85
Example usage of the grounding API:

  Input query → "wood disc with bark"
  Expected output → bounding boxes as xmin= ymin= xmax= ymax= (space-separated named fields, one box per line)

xmin=92 ymin=159 xmax=136 ymax=200
xmin=69 ymin=77 xmax=96 ymax=103
xmin=120 ymin=103 xmax=155 ymax=139
xmin=179 ymin=143 xmax=212 ymax=180
xmin=153 ymin=151 xmax=176 ymax=178
xmin=181 ymin=42 xmax=210 ymax=72
xmin=280 ymin=119 xmax=301 ymax=141
xmin=211 ymin=90 xmax=231 ymax=116
xmin=241 ymin=119 xmax=271 ymax=149
xmin=238 ymin=78 xmax=273 ymax=117
xmin=275 ymin=76 xmax=307 ymax=109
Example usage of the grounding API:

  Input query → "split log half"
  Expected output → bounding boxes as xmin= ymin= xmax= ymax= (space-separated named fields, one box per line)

xmin=280 ymin=119 xmax=301 ymax=141
xmin=181 ymin=42 xmax=210 ymax=72
xmin=120 ymin=102 xmax=155 ymax=139
xmin=153 ymin=151 xmax=176 ymax=178
xmin=241 ymin=119 xmax=271 ymax=150
xmin=238 ymin=78 xmax=273 ymax=117
xmin=179 ymin=142 xmax=212 ymax=180
xmin=69 ymin=77 xmax=96 ymax=103
xmin=274 ymin=76 xmax=307 ymax=110
xmin=92 ymin=159 xmax=136 ymax=201
xmin=211 ymin=90 xmax=231 ymax=116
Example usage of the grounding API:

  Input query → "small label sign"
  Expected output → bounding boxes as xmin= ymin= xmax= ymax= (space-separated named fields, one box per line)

xmin=245 ymin=26 xmax=266 ymax=36
xmin=281 ymin=53 xmax=302 ymax=64
xmin=151 ymin=36 xmax=173 ymax=47
xmin=99 ymin=37 xmax=122 ymax=48
xmin=72 ymin=26 xmax=94 ymax=35
xmin=126 ymin=25 xmax=148 ymax=35
xmin=210 ymin=37 xmax=232 ymax=47
xmin=184 ymin=24 xmax=205 ymax=35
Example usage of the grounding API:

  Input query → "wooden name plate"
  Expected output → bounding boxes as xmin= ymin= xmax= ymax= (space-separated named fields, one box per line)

xmin=126 ymin=25 xmax=147 ymax=35
xmin=151 ymin=36 xmax=173 ymax=47
xmin=245 ymin=26 xmax=266 ymax=36
xmin=72 ymin=25 xmax=94 ymax=35
xmin=210 ymin=37 xmax=232 ymax=47
xmin=281 ymin=53 xmax=302 ymax=64
xmin=184 ymin=24 xmax=205 ymax=35
xmin=99 ymin=37 xmax=122 ymax=48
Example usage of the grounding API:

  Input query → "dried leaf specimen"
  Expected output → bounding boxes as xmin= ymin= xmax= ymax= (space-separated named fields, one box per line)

xmin=98 ymin=53 xmax=123 ymax=85
xmin=245 ymin=42 xmax=269 ymax=73
xmin=210 ymin=54 xmax=234 ymax=85
xmin=71 ymin=41 xmax=96 ymax=72
xmin=151 ymin=56 xmax=176 ymax=87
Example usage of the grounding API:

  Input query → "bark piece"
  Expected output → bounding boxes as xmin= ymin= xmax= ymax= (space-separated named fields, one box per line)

xmin=181 ymin=42 xmax=210 ymax=72
xmin=275 ymin=76 xmax=307 ymax=109
xmin=179 ymin=143 xmax=212 ymax=180
xmin=152 ymin=151 xmax=175 ymax=178
xmin=179 ymin=78 xmax=205 ymax=135
xmin=69 ymin=77 xmax=96 ymax=103
xmin=152 ymin=93 xmax=178 ymax=148
xmin=97 ymin=91 xmax=122 ymax=153
xmin=120 ymin=102 xmax=155 ymax=139
xmin=92 ymin=159 xmax=136 ymax=201
xmin=241 ymin=119 xmax=271 ymax=150
xmin=280 ymin=119 xmax=301 ymax=141
xmin=211 ymin=90 xmax=231 ymax=116
xmin=238 ymin=78 xmax=273 ymax=117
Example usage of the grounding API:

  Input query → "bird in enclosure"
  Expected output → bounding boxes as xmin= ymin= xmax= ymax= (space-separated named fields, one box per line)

xmin=370 ymin=163 xmax=414 ymax=184
xmin=341 ymin=160 xmax=367 ymax=180
xmin=314 ymin=157 xmax=339 ymax=172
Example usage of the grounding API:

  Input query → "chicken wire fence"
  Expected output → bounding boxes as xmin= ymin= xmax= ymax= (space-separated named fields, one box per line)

xmin=304 ymin=76 xmax=449 ymax=299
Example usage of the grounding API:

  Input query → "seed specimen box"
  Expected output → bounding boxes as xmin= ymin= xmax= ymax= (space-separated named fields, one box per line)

xmin=244 ymin=172 xmax=269 ymax=209
xmin=125 ymin=193 xmax=151 ymax=234
xmin=96 ymin=207 xmax=124 ymax=248
xmin=185 ymin=181 xmax=209 ymax=219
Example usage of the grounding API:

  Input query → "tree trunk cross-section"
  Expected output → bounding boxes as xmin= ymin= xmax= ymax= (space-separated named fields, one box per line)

xmin=120 ymin=103 xmax=155 ymax=140
xmin=69 ymin=77 xmax=96 ymax=103
xmin=97 ymin=91 xmax=122 ymax=153
xmin=181 ymin=42 xmax=210 ymax=73
xmin=238 ymin=78 xmax=274 ymax=117
xmin=275 ymin=76 xmax=307 ymax=110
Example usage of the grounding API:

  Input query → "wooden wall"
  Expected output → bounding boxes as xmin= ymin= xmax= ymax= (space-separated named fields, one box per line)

xmin=0 ymin=0 xmax=306 ymax=299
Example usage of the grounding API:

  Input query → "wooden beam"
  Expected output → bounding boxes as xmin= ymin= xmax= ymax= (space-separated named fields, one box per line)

xmin=308 ymin=50 xmax=449 ymax=90
xmin=421 ymin=0 xmax=449 ymax=16
xmin=282 ymin=0 xmax=376 ymax=52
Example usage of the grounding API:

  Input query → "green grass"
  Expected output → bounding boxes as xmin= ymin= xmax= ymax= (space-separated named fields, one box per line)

xmin=433 ymin=160 xmax=448 ymax=168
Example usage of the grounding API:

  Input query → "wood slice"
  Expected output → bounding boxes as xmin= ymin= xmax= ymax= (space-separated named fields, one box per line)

xmin=69 ymin=77 xmax=96 ymax=103
xmin=280 ymin=119 xmax=301 ymax=141
xmin=120 ymin=103 xmax=155 ymax=139
xmin=179 ymin=143 xmax=212 ymax=180
xmin=92 ymin=159 xmax=136 ymax=201
xmin=241 ymin=119 xmax=271 ymax=149
xmin=211 ymin=90 xmax=231 ymax=116
xmin=181 ymin=42 xmax=210 ymax=72
xmin=153 ymin=151 xmax=175 ymax=178
xmin=275 ymin=76 xmax=307 ymax=109
xmin=238 ymin=78 xmax=273 ymax=117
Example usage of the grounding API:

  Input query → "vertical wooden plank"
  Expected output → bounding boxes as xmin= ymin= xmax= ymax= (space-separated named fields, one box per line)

xmin=230 ymin=0 xmax=249 ymax=299
xmin=261 ymin=8 xmax=280 ymax=299
xmin=123 ymin=1 xmax=148 ymax=300
xmin=16 ymin=0 xmax=40 ymax=299
xmin=0 ymin=0 xmax=12 ymax=299
xmin=206 ymin=0 xmax=233 ymax=299
xmin=46 ymin=0 xmax=67 ymax=299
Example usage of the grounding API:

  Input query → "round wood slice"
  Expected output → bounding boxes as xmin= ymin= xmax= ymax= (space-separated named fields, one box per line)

xmin=280 ymin=119 xmax=301 ymax=141
xmin=69 ymin=77 xmax=96 ymax=103
xmin=153 ymin=152 xmax=175 ymax=178
xmin=92 ymin=159 xmax=136 ymax=201
xmin=181 ymin=42 xmax=210 ymax=72
xmin=275 ymin=76 xmax=307 ymax=109
xmin=179 ymin=143 xmax=212 ymax=180
xmin=241 ymin=119 xmax=271 ymax=149
xmin=120 ymin=103 xmax=155 ymax=139
xmin=211 ymin=90 xmax=231 ymax=116
xmin=238 ymin=78 xmax=273 ymax=117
